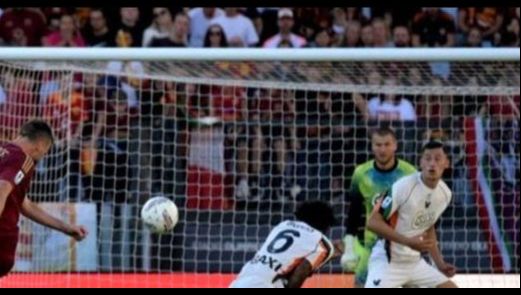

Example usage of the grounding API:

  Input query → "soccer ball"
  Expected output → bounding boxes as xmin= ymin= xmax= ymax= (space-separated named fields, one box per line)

xmin=141 ymin=196 xmax=179 ymax=234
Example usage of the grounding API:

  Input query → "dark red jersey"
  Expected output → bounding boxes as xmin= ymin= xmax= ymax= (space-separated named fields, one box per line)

xmin=0 ymin=142 xmax=35 ymax=233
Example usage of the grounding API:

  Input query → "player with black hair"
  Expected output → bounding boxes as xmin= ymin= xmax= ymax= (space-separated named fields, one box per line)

xmin=230 ymin=201 xmax=339 ymax=288
xmin=365 ymin=141 xmax=457 ymax=288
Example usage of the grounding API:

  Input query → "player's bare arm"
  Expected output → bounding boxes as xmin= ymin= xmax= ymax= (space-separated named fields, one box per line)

xmin=285 ymin=260 xmax=313 ymax=288
xmin=426 ymin=225 xmax=456 ymax=278
xmin=427 ymin=225 xmax=458 ymax=289
xmin=21 ymin=197 xmax=88 ymax=241
xmin=0 ymin=180 xmax=14 ymax=217
xmin=366 ymin=207 xmax=435 ymax=252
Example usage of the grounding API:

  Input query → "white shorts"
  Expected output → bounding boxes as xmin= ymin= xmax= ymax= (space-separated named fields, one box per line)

xmin=365 ymin=249 xmax=449 ymax=288
xmin=229 ymin=276 xmax=283 ymax=288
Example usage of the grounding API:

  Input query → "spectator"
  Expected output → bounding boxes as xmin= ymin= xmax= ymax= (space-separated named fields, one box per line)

xmin=276 ymin=39 xmax=291 ymax=47
xmin=368 ymin=77 xmax=417 ymax=122
xmin=294 ymin=8 xmax=331 ymax=39
xmin=203 ymin=24 xmax=228 ymax=47
xmin=351 ymin=92 xmax=370 ymax=122
xmin=210 ymin=85 xmax=246 ymax=123
xmin=346 ymin=7 xmax=368 ymax=23
xmin=114 ymin=7 xmax=145 ymax=47
xmin=305 ymin=91 xmax=369 ymax=198
xmin=260 ymin=89 xmax=299 ymax=200
xmin=440 ymin=7 xmax=459 ymax=23
xmin=296 ymin=23 xmax=317 ymax=43
xmin=263 ymin=8 xmax=306 ymax=48
xmin=371 ymin=8 xmax=421 ymax=28
xmin=0 ymin=70 xmax=39 ymax=140
xmin=458 ymin=7 xmax=504 ymax=44
xmin=391 ymin=25 xmax=411 ymax=47
xmin=0 ymin=7 xmax=46 ymax=46
xmin=412 ymin=8 xmax=455 ymax=47
xmin=343 ymin=20 xmax=361 ymax=47
xmin=500 ymin=13 xmax=519 ymax=46
xmin=333 ymin=92 xmax=369 ymax=193
xmin=236 ymin=88 xmax=299 ymax=201
xmin=241 ymin=8 xmax=271 ymax=45
xmin=404 ymin=66 xmax=425 ymax=86
xmin=88 ymin=88 xmax=139 ymax=269
xmin=39 ymin=71 xmax=63 ymax=105
xmin=74 ymin=7 xmax=92 ymax=29
xmin=229 ymin=87 xmax=261 ymax=201
xmin=246 ymin=8 xmax=278 ymax=45
xmin=465 ymin=26 xmax=484 ymax=47
xmin=291 ymin=8 xmax=331 ymax=43
xmin=306 ymin=28 xmax=333 ymax=48
xmin=46 ymin=15 xmax=61 ymax=34
xmin=139 ymin=80 xmax=179 ymax=198
xmin=331 ymin=7 xmax=348 ymax=37
xmin=360 ymin=68 xmax=383 ymax=107
xmin=372 ymin=17 xmax=390 ymax=46
xmin=479 ymin=79 xmax=520 ymax=120
xmin=478 ymin=80 xmax=520 ymax=188
xmin=188 ymin=7 xmax=224 ymax=47
xmin=451 ymin=75 xmax=489 ymax=117
xmin=105 ymin=60 xmax=145 ymax=89
xmin=90 ymin=82 xmax=138 ymax=200
xmin=42 ymin=78 xmax=89 ymax=141
xmin=211 ymin=7 xmax=259 ymax=47
xmin=149 ymin=12 xmax=189 ymax=47
xmin=49 ymin=74 xmax=97 ymax=201
xmin=415 ymin=76 xmax=452 ymax=123
xmin=97 ymin=73 xmax=138 ymax=108
xmin=83 ymin=8 xmax=114 ymax=47
xmin=366 ymin=70 xmax=383 ymax=96
xmin=42 ymin=14 xmax=86 ymax=47
xmin=42 ymin=7 xmax=67 ymax=34
xmin=360 ymin=24 xmax=374 ymax=47
xmin=191 ymin=85 xmax=242 ymax=207
xmin=142 ymin=7 xmax=173 ymax=47
xmin=244 ymin=8 xmax=264 ymax=45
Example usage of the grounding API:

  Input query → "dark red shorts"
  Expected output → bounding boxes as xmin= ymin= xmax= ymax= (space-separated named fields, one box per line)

xmin=0 ymin=233 xmax=18 ymax=278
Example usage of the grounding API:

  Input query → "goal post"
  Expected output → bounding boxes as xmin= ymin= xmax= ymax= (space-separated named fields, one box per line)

xmin=0 ymin=48 xmax=519 ymax=288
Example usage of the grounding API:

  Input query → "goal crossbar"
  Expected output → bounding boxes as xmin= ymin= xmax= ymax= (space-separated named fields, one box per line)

xmin=0 ymin=48 xmax=519 ymax=61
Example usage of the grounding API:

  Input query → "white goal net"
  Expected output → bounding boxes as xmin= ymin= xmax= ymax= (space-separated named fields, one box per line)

xmin=0 ymin=48 xmax=519 ymax=288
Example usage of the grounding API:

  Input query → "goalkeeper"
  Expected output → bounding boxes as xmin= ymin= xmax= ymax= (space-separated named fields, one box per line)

xmin=341 ymin=127 xmax=416 ymax=287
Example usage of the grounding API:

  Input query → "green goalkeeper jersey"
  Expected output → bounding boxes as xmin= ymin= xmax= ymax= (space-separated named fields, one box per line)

xmin=345 ymin=159 xmax=416 ymax=249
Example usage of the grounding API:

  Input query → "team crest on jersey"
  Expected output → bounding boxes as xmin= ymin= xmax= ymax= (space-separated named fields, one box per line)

xmin=412 ymin=211 xmax=436 ymax=229
xmin=381 ymin=196 xmax=393 ymax=209
xmin=15 ymin=171 xmax=25 ymax=185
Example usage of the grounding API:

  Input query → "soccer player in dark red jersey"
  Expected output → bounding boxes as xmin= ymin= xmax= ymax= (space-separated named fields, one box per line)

xmin=0 ymin=120 xmax=88 ymax=278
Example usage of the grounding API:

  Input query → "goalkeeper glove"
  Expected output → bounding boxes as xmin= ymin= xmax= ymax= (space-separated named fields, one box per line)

xmin=340 ymin=234 xmax=363 ymax=272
